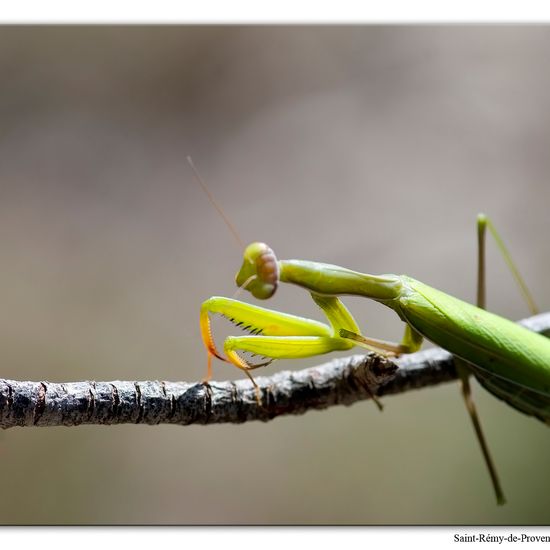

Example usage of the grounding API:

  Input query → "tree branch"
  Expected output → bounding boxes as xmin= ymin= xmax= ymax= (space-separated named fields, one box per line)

xmin=1 ymin=313 xmax=549 ymax=429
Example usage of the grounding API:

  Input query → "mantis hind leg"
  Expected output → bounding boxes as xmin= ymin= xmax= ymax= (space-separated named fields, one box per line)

xmin=455 ymin=213 xmax=537 ymax=505
xmin=477 ymin=213 xmax=538 ymax=314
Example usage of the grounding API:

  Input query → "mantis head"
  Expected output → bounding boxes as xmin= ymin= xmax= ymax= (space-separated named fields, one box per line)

xmin=236 ymin=242 xmax=279 ymax=300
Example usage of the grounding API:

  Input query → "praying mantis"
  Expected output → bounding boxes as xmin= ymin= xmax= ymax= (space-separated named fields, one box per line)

xmin=193 ymin=160 xmax=550 ymax=505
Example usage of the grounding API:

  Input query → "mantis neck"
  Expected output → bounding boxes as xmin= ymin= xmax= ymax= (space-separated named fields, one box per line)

xmin=278 ymin=260 xmax=403 ymax=302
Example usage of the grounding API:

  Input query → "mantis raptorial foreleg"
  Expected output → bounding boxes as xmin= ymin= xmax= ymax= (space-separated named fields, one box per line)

xmin=201 ymin=292 xmax=401 ymax=409
xmin=200 ymin=294 xmax=360 ymax=392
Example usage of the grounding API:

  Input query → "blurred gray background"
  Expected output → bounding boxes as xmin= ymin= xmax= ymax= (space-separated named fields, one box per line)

xmin=0 ymin=26 xmax=549 ymax=524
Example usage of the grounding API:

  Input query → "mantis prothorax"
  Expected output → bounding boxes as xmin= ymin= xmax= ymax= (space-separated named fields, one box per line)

xmin=193 ymin=162 xmax=550 ymax=505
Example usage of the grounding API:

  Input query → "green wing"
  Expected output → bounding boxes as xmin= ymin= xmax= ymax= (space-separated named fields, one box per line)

xmin=395 ymin=277 xmax=550 ymax=422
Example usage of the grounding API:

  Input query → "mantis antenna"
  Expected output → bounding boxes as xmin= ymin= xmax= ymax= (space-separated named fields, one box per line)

xmin=188 ymin=156 xmax=257 ymax=300
xmin=187 ymin=156 xmax=244 ymax=249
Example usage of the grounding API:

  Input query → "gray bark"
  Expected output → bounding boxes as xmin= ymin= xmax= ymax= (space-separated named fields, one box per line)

xmin=1 ymin=313 xmax=549 ymax=429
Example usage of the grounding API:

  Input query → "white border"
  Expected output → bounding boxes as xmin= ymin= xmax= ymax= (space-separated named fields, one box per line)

xmin=4 ymin=526 xmax=550 ymax=550
xmin=1 ymin=0 xmax=550 ymax=23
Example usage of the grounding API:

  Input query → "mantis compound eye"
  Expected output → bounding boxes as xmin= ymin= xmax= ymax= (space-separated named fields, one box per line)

xmin=236 ymin=242 xmax=279 ymax=299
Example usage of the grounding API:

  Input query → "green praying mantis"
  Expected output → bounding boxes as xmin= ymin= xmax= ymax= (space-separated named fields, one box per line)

xmin=192 ymin=159 xmax=550 ymax=505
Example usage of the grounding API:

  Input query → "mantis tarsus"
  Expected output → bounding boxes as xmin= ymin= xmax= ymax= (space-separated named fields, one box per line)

xmin=194 ymin=162 xmax=550 ymax=505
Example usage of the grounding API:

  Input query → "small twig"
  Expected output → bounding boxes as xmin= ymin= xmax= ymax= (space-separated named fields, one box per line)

xmin=0 ymin=313 xmax=549 ymax=430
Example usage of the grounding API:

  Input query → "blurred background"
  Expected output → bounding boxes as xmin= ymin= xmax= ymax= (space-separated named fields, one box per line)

xmin=0 ymin=26 xmax=549 ymax=524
